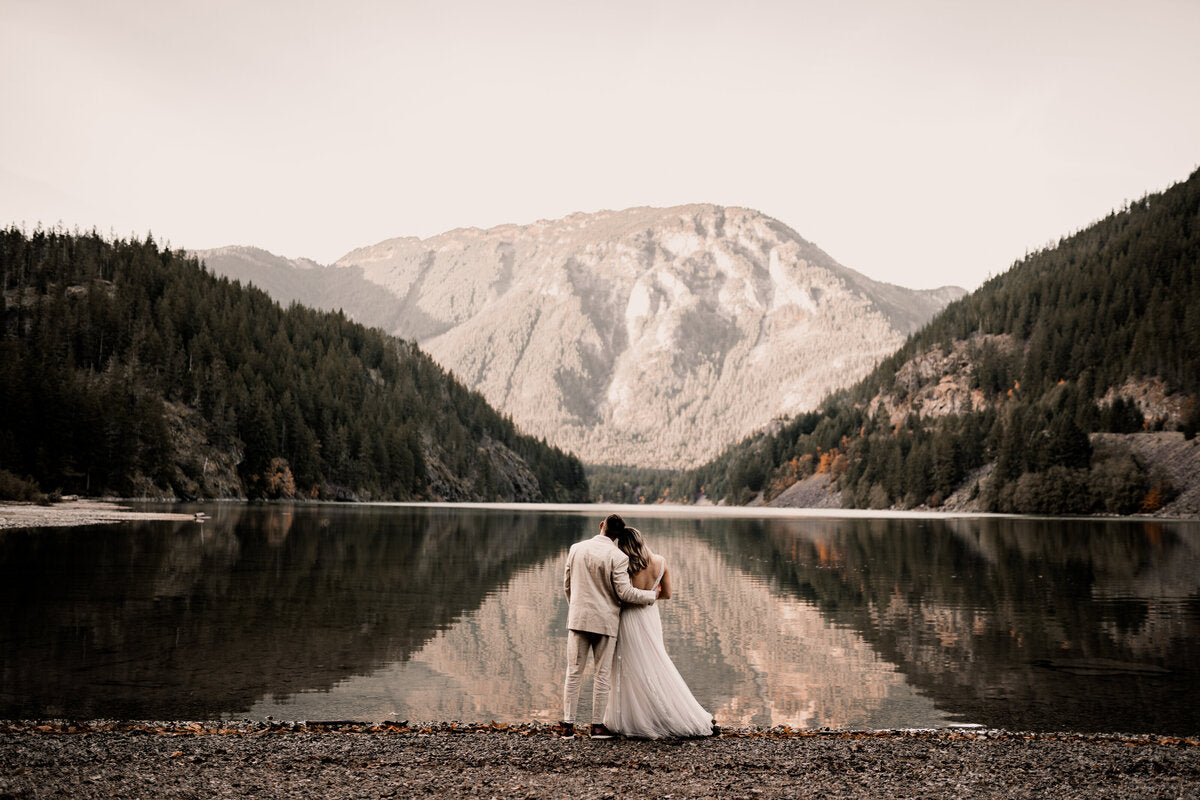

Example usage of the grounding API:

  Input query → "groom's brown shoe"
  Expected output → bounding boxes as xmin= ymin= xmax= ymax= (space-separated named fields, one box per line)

xmin=555 ymin=721 xmax=575 ymax=738
xmin=590 ymin=724 xmax=614 ymax=739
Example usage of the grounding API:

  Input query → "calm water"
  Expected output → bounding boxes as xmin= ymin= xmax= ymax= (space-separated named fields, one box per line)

xmin=1 ymin=504 xmax=1197 ymax=734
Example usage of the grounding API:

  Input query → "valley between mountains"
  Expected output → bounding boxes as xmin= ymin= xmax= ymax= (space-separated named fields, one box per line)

xmin=5 ymin=171 xmax=1198 ymax=511
xmin=197 ymin=205 xmax=963 ymax=469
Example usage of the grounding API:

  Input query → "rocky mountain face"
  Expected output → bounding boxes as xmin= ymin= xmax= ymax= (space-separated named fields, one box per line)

xmin=850 ymin=335 xmax=1200 ymax=516
xmin=197 ymin=206 xmax=963 ymax=468
xmin=864 ymin=335 xmax=1192 ymax=430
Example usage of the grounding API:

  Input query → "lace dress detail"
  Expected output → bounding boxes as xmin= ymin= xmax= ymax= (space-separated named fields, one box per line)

xmin=602 ymin=563 xmax=712 ymax=738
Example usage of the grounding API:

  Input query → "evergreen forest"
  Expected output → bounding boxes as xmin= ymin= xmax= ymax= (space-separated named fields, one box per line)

xmin=0 ymin=228 xmax=588 ymax=502
xmin=653 ymin=168 xmax=1200 ymax=514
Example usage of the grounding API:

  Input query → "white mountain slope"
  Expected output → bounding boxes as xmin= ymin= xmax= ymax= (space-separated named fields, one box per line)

xmin=198 ymin=205 xmax=964 ymax=468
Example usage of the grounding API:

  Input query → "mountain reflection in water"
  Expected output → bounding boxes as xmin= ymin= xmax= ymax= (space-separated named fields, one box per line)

xmin=1 ymin=506 xmax=1197 ymax=734
xmin=249 ymin=533 xmax=945 ymax=729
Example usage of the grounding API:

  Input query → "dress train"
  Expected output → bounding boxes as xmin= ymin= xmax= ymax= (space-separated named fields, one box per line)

xmin=603 ymin=566 xmax=712 ymax=738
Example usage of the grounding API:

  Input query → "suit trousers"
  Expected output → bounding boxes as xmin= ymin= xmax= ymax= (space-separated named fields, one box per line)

xmin=563 ymin=629 xmax=615 ymax=724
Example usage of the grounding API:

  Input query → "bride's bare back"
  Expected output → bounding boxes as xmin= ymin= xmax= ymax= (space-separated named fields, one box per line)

xmin=631 ymin=552 xmax=671 ymax=598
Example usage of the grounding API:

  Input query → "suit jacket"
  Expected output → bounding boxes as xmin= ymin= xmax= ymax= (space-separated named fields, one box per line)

xmin=564 ymin=534 xmax=657 ymax=636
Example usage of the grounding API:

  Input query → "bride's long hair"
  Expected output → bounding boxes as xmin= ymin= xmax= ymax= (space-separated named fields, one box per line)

xmin=615 ymin=526 xmax=650 ymax=576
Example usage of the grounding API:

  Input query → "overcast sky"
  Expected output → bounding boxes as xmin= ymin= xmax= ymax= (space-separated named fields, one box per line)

xmin=3 ymin=0 xmax=1198 ymax=290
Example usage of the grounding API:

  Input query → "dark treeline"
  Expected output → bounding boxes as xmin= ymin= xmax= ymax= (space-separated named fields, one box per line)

xmin=659 ymin=168 xmax=1200 ymax=513
xmin=585 ymin=464 xmax=685 ymax=504
xmin=0 ymin=227 xmax=587 ymax=502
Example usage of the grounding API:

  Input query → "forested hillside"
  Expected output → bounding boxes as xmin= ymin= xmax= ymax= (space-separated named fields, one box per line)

xmin=661 ymin=169 xmax=1200 ymax=514
xmin=0 ymin=228 xmax=587 ymax=502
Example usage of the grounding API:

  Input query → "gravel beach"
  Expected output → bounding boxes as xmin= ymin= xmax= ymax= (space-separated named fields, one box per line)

xmin=1 ymin=721 xmax=1197 ymax=799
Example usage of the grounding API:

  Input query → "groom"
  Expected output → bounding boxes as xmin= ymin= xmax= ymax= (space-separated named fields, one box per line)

xmin=560 ymin=513 xmax=658 ymax=738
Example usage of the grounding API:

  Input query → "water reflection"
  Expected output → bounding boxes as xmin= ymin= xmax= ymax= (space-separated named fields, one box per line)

xmin=695 ymin=516 xmax=1200 ymax=733
xmin=0 ymin=505 xmax=579 ymax=720
xmin=249 ymin=532 xmax=948 ymax=729
xmin=1 ymin=506 xmax=1197 ymax=733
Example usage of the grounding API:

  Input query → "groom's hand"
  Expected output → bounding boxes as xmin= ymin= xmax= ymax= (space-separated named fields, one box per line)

xmin=655 ymin=584 xmax=663 ymax=598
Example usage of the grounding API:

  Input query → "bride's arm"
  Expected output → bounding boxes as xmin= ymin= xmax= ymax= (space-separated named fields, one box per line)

xmin=657 ymin=554 xmax=672 ymax=600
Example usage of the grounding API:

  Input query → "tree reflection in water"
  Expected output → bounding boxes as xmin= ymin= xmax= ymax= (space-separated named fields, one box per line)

xmin=0 ymin=505 xmax=577 ymax=720
xmin=694 ymin=515 xmax=1200 ymax=734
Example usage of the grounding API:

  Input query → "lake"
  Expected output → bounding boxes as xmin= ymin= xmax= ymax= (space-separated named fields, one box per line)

xmin=1 ymin=504 xmax=1197 ymax=734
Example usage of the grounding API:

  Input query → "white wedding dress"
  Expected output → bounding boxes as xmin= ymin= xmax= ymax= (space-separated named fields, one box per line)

xmin=603 ymin=563 xmax=713 ymax=738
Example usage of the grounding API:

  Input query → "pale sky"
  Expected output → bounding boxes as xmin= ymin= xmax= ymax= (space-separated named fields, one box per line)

xmin=3 ymin=0 xmax=1198 ymax=290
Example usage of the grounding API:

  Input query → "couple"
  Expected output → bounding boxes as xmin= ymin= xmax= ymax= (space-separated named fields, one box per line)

xmin=560 ymin=513 xmax=714 ymax=739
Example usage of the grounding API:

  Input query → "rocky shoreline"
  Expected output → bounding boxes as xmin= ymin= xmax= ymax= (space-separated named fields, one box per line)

xmin=1 ymin=721 xmax=1197 ymax=799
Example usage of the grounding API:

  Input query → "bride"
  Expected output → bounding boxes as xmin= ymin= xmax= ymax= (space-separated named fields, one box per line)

xmin=603 ymin=526 xmax=715 ymax=738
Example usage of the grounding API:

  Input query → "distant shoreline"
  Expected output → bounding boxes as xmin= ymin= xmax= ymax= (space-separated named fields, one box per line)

xmin=2 ymin=497 xmax=1196 ymax=531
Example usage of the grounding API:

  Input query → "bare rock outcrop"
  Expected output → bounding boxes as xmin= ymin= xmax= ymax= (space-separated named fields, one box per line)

xmin=767 ymin=472 xmax=842 ymax=509
xmin=867 ymin=334 xmax=1016 ymax=424
xmin=1101 ymin=378 xmax=1191 ymax=429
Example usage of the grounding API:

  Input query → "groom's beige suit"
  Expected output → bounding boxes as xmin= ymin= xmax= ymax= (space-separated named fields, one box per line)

xmin=562 ymin=533 xmax=657 ymax=724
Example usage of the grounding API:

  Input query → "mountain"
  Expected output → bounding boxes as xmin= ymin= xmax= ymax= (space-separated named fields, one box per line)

xmin=197 ymin=205 xmax=963 ymax=468
xmin=191 ymin=246 xmax=417 ymax=336
xmin=0 ymin=228 xmax=587 ymax=502
xmin=665 ymin=169 xmax=1200 ymax=515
